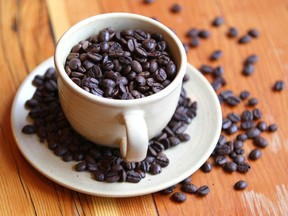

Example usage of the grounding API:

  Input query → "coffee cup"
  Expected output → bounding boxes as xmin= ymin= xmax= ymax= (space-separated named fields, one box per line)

xmin=54 ymin=13 xmax=187 ymax=162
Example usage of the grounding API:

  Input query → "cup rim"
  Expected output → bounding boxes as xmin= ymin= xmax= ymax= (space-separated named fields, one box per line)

xmin=54 ymin=12 xmax=187 ymax=107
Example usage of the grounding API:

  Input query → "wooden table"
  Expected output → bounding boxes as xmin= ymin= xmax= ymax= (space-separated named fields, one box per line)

xmin=1 ymin=0 xmax=288 ymax=215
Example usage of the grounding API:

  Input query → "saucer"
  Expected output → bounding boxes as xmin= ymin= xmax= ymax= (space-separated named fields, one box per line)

xmin=11 ymin=57 xmax=222 ymax=197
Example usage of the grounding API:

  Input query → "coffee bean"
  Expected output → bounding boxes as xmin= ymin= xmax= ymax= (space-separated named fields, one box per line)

xmin=236 ymin=133 xmax=248 ymax=142
xmin=273 ymin=80 xmax=285 ymax=91
xmin=180 ymin=177 xmax=191 ymax=185
xmin=199 ymin=64 xmax=214 ymax=74
xmin=233 ymin=155 xmax=245 ymax=164
xmin=149 ymin=163 xmax=162 ymax=175
xmin=238 ymin=35 xmax=252 ymax=44
xmin=227 ymin=27 xmax=238 ymax=38
xmin=161 ymin=186 xmax=175 ymax=194
xmin=22 ymin=125 xmax=37 ymax=134
xmin=196 ymin=185 xmax=210 ymax=196
xmin=226 ymin=123 xmax=238 ymax=135
xmin=171 ymin=192 xmax=186 ymax=202
xmin=227 ymin=112 xmax=241 ymax=123
xmin=245 ymin=54 xmax=259 ymax=64
xmin=246 ymin=127 xmax=261 ymax=139
xmin=181 ymin=183 xmax=197 ymax=194
xmin=234 ymin=180 xmax=248 ymax=190
xmin=143 ymin=0 xmax=155 ymax=4
xmin=212 ymin=16 xmax=224 ymax=26
xmin=233 ymin=140 xmax=244 ymax=149
xmin=257 ymin=121 xmax=267 ymax=131
xmin=213 ymin=66 xmax=224 ymax=77
xmin=242 ymin=63 xmax=254 ymax=76
xmin=249 ymin=149 xmax=262 ymax=160
xmin=126 ymin=171 xmax=142 ymax=183
xmin=186 ymin=28 xmax=199 ymax=37
xmin=241 ymin=110 xmax=253 ymax=121
xmin=248 ymin=28 xmax=260 ymax=38
xmin=223 ymin=162 xmax=237 ymax=173
xmin=247 ymin=97 xmax=258 ymax=106
xmin=200 ymin=161 xmax=212 ymax=173
xmin=215 ymin=144 xmax=231 ymax=155
xmin=222 ymin=118 xmax=232 ymax=130
xmin=198 ymin=30 xmax=210 ymax=39
xmin=253 ymin=136 xmax=268 ymax=148
xmin=252 ymin=108 xmax=262 ymax=119
xmin=210 ymin=50 xmax=223 ymax=61
xmin=189 ymin=37 xmax=200 ymax=47
xmin=226 ymin=96 xmax=241 ymax=106
xmin=75 ymin=162 xmax=87 ymax=172
xmin=215 ymin=155 xmax=228 ymax=166
xmin=170 ymin=4 xmax=182 ymax=13
xmin=268 ymin=123 xmax=278 ymax=132
xmin=236 ymin=162 xmax=251 ymax=173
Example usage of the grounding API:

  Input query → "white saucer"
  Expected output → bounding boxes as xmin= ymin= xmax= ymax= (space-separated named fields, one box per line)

xmin=11 ymin=57 xmax=222 ymax=198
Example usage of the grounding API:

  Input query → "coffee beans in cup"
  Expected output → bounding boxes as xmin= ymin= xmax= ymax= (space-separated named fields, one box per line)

xmin=64 ymin=27 xmax=177 ymax=100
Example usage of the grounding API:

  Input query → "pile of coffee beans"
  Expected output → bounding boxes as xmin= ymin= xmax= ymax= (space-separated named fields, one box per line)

xmin=64 ymin=27 xmax=177 ymax=100
xmin=22 ymin=67 xmax=197 ymax=183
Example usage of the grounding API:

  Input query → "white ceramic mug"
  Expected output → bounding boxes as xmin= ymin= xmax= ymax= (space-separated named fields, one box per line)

xmin=54 ymin=13 xmax=187 ymax=162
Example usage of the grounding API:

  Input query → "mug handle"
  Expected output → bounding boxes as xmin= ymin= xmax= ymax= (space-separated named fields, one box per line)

xmin=120 ymin=111 xmax=148 ymax=162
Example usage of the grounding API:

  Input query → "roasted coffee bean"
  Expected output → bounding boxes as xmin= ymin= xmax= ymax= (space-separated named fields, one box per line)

xmin=94 ymin=171 xmax=105 ymax=181
xmin=22 ymin=125 xmax=37 ymax=134
xmin=161 ymin=186 xmax=175 ymax=194
xmin=252 ymin=108 xmax=262 ymax=119
xmin=268 ymin=123 xmax=278 ymax=132
xmin=200 ymin=161 xmax=212 ymax=172
xmin=233 ymin=155 xmax=245 ymax=164
xmin=216 ymin=135 xmax=226 ymax=146
xmin=170 ymin=4 xmax=182 ymax=13
xmin=199 ymin=64 xmax=214 ymax=74
xmin=226 ymin=96 xmax=241 ymax=106
xmin=227 ymin=112 xmax=241 ymax=123
xmin=210 ymin=50 xmax=223 ymax=61
xmin=189 ymin=37 xmax=200 ymax=47
xmin=238 ymin=35 xmax=252 ymax=44
xmin=233 ymin=140 xmax=244 ymax=149
xmin=198 ymin=30 xmax=210 ymax=39
xmin=246 ymin=127 xmax=261 ymax=139
xmin=223 ymin=162 xmax=237 ymax=173
xmin=241 ymin=120 xmax=255 ymax=130
xmin=241 ymin=110 xmax=253 ymax=121
xmin=178 ymin=133 xmax=190 ymax=142
xmin=247 ymin=97 xmax=258 ymax=106
xmin=196 ymin=185 xmax=210 ymax=196
xmin=249 ymin=148 xmax=262 ymax=160
xmin=211 ymin=77 xmax=225 ymax=91
xmin=222 ymin=118 xmax=232 ymax=130
xmin=186 ymin=28 xmax=199 ymax=37
xmin=215 ymin=144 xmax=231 ymax=155
xmin=236 ymin=133 xmax=248 ymax=141
xmin=75 ymin=161 xmax=87 ymax=172
xmin=212 ymin=16 xmax=224 ymax=26
xmin=257 ymin=121 xmax=267 ymax=131
xmin=180 ymin=177 xmax=191 ymax=185
xmin=234 ymin=180 xmax=248 ymax=190
xmin=227 ymin=27 xmax=238 ymax=38
xmin=171 ymin=192 xmax=186 ymax=202
xmin=168 ymin=136 xmax=181 ymax=147
xmin=243 ymin=63 xmax=254 ymax=76
xmin=181 ymin=183 xmax=197 ymax=194
xmin=237 ymin=162 xmax=251 ymax=173
xmin=248 ymin=28 xmax=260 ymax=38
xmin=149 ymin=163 xmax=162 ymax=175
xmin=245 ymin=54 xmax=259 ymax=64
xmin=126 ymin=171 xmax=142 ymax=183
xmin=226 ymin=123 xmax=238 ymax=135
xmin=239 ymin=90 xmax=250 ymax=100
xmin=253 ymin=136 xmax=268 ymax=148
xmin=155 ymin=152 xmax=169 ymax=167
xmin=273 ymin=80 xmax=285 ymax=91
xmin=215 ymin=155 xmax=228 ymax=166
xmin=213 ymin=66 xmax=224 ymax=77
xmin=105 ymin=172 xmax=120 ymax=183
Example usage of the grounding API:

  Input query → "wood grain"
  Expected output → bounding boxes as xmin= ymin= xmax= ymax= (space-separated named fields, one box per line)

xmin=0 ymin=0 xmax=288 ymax=215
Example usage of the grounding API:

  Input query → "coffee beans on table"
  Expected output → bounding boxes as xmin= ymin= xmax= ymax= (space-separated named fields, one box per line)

xmin=64 ymin=27 xmax=177 ymax=100
xmin=234 ymin=180 xmax=248 ymax=190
